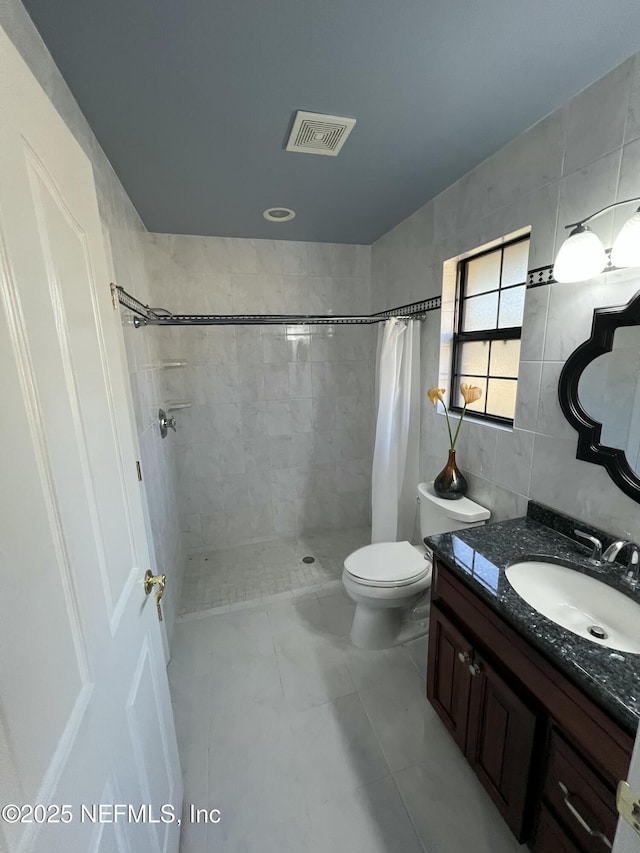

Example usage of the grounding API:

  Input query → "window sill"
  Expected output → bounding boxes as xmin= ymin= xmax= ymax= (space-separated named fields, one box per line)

xmin=437 ymin=407 xmax=513 ymax=433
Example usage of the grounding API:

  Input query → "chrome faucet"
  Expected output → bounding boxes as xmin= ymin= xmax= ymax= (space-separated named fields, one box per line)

xmin=573 ymin=530 xmax=640 ymax=584
xmin=602 ymin=539 xmax=640 ymax=585
xmin=602 ymin=539 xmax=633 ymax=564
xmin=603 ymin=540 xmax=640 ymax=587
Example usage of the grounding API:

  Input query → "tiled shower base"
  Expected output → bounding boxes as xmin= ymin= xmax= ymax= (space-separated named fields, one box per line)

xmin=178 ymin=526 xmax=371 ymax=617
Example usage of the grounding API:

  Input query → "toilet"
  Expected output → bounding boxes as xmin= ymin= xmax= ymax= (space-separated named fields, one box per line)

xmin=342 ymin=481 xmax=491 ymax=649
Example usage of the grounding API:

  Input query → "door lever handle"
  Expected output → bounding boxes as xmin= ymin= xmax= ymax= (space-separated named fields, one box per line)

xmin=144 ymin=570 xmax=166 ymax=622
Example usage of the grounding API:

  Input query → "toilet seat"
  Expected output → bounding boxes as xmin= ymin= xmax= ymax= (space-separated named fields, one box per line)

xmin=344 ymin=541 xmax=431 ymax=588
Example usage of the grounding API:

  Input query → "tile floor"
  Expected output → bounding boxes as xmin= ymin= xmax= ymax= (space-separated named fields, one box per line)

xmin=169 ymin=585 xmax=523 ymax=852
xmin=179 ymin=526 xmax=371 ymax=615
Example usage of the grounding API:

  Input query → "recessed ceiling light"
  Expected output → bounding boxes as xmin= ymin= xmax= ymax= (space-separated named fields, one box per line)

xmin=263 ymin=207 xmax=296 ymax=222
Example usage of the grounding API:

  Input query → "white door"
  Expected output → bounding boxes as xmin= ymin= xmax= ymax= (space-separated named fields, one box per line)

xmin=0 ymin=25 xmax=182 ymax=853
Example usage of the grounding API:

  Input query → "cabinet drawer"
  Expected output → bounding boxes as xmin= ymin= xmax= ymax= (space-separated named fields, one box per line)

xmin=533 ymin=804 xmax=581 ymax=853
xmin=543 ymin=730 xmax=616 ymax=852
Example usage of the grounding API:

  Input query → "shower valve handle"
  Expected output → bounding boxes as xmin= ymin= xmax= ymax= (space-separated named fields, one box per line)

xmin=158 ymin=408 xmax=176 ymax=438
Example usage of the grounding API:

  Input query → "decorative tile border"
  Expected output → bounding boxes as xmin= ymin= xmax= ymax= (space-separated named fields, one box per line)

xmin=375 ymin=296 xmax=442 ymax=318
xmin=527 ymin=264 xmax=556 ymax=288
xmin=527 ymin=251 xmax=619 ymax=289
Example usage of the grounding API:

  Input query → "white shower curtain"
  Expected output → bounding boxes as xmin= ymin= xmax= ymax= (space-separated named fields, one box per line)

xmin=371 ymin=318 xmax=421 ymax=543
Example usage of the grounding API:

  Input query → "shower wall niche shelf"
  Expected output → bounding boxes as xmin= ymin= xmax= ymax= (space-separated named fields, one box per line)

xmin=166 ymin=402 xmax=192 ymax=412
xmin=161 ymin=360 xmax=188 ymax=369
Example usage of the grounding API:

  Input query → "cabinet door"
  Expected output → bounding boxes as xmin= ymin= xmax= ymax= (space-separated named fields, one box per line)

xmin=467 ymin=654 xmax=537 ymax=841
xmin=427 ymin=604 xmax=474 ymax=751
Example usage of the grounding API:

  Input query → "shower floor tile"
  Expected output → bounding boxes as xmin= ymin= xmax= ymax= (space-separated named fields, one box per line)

xmin=178 ymin=525 xmax=371 ymax=615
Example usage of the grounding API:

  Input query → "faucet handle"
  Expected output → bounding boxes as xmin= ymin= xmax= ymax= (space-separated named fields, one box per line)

xmin=574 ymin=529 xmax=603 ymax=565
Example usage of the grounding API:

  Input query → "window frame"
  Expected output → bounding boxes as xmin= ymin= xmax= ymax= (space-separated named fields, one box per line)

xmin=450 ymin=234 xmax=529 ymax=427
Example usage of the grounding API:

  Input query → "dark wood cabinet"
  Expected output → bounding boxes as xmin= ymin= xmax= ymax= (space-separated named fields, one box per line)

xmin=467 ymin=651 xmax=537 ymax=839
xmin=428 ymin=603 xmax=537 ymax=840
xmin=540 ymin=731 xmax=617 ymax=852
xmin=426 ymin=605 xmax=473 ymax=752
xmin=427 ymin=558 xmax=632 ymax=852
xmin=533 ymin=805 xmax=582 ymax=853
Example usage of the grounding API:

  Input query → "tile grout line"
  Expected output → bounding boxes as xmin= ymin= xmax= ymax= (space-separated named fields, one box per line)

xmin=353 ymin=677 xmax=398 ymax=781
xmin=349 ymin=679 xmax=428 ymax=850
xmin=390 ymin=771 xmax=430 ymax=853
xmin=264 ymin=606 xmax=320 ymax=839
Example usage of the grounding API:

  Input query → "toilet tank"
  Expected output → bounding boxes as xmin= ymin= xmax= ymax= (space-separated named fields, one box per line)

xmin=417 ymin=481 xmax=490 ymax=538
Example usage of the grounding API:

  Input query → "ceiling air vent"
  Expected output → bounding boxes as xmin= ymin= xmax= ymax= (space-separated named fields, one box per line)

xmin=286 ymin=111 xmax=356 ymax=157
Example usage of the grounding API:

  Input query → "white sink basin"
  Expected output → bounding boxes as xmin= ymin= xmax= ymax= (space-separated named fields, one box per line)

xmin=505 ymin=560 xmax=640 ymax=653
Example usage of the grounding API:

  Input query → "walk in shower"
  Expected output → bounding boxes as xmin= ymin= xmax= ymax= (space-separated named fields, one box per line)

xmin=126 ymin=235 xmax=433 ymax=616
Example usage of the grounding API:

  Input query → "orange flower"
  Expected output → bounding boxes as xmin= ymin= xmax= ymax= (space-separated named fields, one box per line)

xmin=460 ymin=383 xmax=482 ymax=405
xmin=427 ymin=387 xmax=445 ymax=406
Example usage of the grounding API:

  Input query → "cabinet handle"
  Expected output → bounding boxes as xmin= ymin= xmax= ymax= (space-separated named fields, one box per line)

xmin=558 ymin=782 xmax=612 ymax=849
xmin=468 ymin=663 xmax=482 ymax=676
xmin=457 ymin=651 xmax=471 ymax=663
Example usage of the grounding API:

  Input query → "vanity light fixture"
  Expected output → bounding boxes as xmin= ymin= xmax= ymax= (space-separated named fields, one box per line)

xmin=611 ymin=208 xmax=640 ymax=268
xmin=553 ymin=196 xmax=640 ymax=283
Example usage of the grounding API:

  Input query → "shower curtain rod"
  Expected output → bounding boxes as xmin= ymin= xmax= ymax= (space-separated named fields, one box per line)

xmin=112 ymin=285 xmax=440 ymax=328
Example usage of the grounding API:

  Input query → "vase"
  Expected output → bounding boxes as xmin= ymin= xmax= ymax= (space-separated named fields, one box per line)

xmin=433 ymin=449 xmax=468 ymax=500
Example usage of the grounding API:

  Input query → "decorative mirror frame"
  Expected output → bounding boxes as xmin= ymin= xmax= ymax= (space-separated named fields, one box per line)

xmin=558 ymin=288 xmax=640 ymax=503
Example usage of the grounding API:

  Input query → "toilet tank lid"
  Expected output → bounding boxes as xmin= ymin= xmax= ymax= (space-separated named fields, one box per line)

xmin=417 ymin=481 xmax=491 ymax=523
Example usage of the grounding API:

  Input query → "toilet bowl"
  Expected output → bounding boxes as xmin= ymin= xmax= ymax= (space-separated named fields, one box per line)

xmin=343 ymin=541 xmax=432 ymax=649
xmin=342 ymin=482 xmax=490 ymax=649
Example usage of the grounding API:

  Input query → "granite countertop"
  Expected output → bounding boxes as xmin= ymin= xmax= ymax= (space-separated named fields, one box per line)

xmin=426 ymin=515 xmax=640 ymax=733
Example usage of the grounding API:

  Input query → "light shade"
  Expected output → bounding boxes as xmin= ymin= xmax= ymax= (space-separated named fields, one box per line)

xmin=611 ymin=208 xmax=640 ymax=268
xmin=553 ymin=225 xmax=607 ymax=283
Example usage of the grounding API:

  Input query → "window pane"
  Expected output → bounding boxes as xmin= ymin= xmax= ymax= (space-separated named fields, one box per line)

xmin=486 ymin=378 xmax=517 ymax=419
xmin=455 ymin=376 xmax=487 ymax=413
xmin=501 ymin=240 xmax=529 ymax=287
xmin=466 ymin=251 xmax=501 ymax=297
xmin=489 ymin=339 xmax=521 ymax=378
xmin=462 ymin=292 xmax=499 ymax=332
xmin=498 ymin=285 xmax=525 ymax=328
xmin=459 ymin=340 xmax=489 ymax=377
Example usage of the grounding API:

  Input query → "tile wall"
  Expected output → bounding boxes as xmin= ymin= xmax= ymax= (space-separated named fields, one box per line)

xmin=2 ymin=0 xmax=184 ymax=635
xmin=142 ymin=235 xmax=376 ymax=550
xmin=371 ymin=53 xmax=640 ymax=541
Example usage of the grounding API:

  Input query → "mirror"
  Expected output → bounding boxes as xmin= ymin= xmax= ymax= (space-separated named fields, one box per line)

xmin=558 ymin=289 xmax=640 ymax=503
xmin=578 ymin=326 xmax=640 ymax=474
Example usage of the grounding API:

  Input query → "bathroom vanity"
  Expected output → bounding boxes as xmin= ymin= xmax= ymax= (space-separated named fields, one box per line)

xmin=426 ymin=503 xmax=640 ymax=852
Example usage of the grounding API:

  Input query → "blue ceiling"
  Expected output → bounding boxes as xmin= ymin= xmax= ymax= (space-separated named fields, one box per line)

xmin=22 ymin=0 xmax=640 ymax=244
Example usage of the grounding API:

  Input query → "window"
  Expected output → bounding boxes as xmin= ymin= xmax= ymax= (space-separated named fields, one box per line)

xmin=450 ymin=235 xmax=529 ymax=425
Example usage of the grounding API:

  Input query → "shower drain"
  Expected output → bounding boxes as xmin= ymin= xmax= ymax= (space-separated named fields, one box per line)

xmin=588 ymin=625 xmax=608 ymax=640
xmin=302 ymin=556 xmax=315 ymax=564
